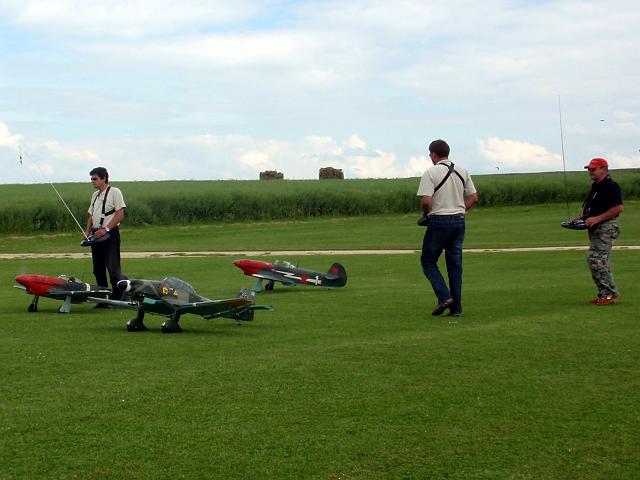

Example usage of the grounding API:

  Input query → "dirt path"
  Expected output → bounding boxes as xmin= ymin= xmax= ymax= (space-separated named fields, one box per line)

xmin=2 ymin=245 xmax=639 ymax=260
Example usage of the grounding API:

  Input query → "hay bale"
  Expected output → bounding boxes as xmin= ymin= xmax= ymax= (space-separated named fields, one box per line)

xmin=259 ymin=170 xmax=284 ymax=180
xmin=319 ymin=167 xmax=344 ymax=180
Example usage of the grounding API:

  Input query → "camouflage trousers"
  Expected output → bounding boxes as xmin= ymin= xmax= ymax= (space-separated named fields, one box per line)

xmin=587 ymin=218 xmax=620 ymax=298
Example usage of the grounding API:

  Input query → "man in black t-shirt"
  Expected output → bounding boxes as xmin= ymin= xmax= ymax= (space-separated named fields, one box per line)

xmin=580 ymin=158 xmax=623 ymax=305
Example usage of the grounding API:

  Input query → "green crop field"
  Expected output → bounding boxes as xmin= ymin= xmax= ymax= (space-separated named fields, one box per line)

xmin=1 ymin=170 xmax=639 ymax=234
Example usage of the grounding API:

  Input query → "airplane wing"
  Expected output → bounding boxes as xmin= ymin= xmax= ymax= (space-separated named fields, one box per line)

xmin=179 ymin=298 xmax=253 ymax=317
xmin=87 ymin=297 xmax=138 ymax=309
xmin=49 ymin=289 xmax=111 ymax=300
xmin=252 ymin=270 xmax=297 ymax=285
xmin=90 ymin=293 xmax=272 ymax=321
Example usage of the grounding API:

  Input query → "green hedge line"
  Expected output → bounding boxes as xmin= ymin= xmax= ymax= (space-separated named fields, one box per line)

xmin=1 ymin=170 xmax=638 ymax=234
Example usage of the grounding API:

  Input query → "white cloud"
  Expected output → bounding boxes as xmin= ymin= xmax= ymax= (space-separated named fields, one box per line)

xmin=613 ymin=111 xmax=638 ymax=122
xmin=607 ymin=153 xmax=640 ymax=169
xmin=477 ymin=137 xmax=562 ymax=172
xmin=0 ymin=122 xmax=22 ymax=151
xmin=2 ymin=0 xmax=263 ymax=38
xmin=86 ymin=32 xmax=304 ymax=66
xmin=3 ymin=130 xmax=425 ymax=183
xmin=0 ymin=122 xmax=23 ymax=150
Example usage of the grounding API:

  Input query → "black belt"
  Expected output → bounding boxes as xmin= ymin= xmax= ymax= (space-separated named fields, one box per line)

xmin=91 ymin=226 xmax=118 ymax=234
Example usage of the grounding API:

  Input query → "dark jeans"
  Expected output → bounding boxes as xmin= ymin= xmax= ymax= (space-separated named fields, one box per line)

xmin=420 ymin=215 xmax=466 ymax=314
xmin=91 ymin=228 xmax=126 ymax=300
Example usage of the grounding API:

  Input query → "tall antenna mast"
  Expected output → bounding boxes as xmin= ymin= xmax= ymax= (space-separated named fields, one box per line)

xmin=558 ymin=96 xmax=570 ymax=219
xmin=19 ymin=148 xmax=90 ymax=240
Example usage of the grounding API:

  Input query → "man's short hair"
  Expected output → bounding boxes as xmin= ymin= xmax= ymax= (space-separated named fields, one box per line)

xmin=90 ymin=167 xmax=109 ymax=183
xmin=429 ymin=139 xmax=450 ymax=158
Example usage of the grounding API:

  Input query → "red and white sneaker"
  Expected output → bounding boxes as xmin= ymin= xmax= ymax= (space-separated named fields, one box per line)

xmin=594 ymin=296 xmax=616 ymax=305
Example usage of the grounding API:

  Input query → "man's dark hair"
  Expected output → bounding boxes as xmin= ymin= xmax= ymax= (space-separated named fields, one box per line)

xmin=429 ymin=139 xmax=450 ymax=158
xmin=90 ymin=167 xmax=109 ymax=183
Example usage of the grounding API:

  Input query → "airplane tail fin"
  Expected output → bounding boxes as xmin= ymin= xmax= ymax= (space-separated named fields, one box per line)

xmin=325 ymin=262 xmax=347 ymax=287
xmin=236 ymin=288 xmax=257 ymax=321
xmin=234 ymin=289 xmax=273 ymax=321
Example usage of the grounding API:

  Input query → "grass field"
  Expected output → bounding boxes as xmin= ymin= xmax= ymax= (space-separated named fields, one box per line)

xmin=1 ymin=223 xmax=639 ymax=478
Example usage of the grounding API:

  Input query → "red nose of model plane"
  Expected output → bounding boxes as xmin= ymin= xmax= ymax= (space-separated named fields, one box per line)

xmin=15 ymin=274 xmax=64 ymax=296
xmin=233 ymin=259 xmax=273 ymax=276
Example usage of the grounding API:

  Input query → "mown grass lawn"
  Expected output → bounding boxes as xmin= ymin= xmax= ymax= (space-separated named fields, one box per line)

xmin=1 ymin=250 xmax=638 ymax=479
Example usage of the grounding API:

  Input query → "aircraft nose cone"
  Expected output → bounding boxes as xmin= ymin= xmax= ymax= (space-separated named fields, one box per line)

xmin=117 ymin=279 xmax=132 ymax=292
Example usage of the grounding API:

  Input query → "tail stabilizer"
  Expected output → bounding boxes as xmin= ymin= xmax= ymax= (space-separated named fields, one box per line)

xmin=325 ymin=262 xmax=347 ymax=287
xmin=236 ymin=288 xmax=275 ymax=321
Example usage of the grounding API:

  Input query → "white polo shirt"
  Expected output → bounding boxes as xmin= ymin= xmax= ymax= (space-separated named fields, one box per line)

xmin=417 ymin=160 xmax=476 ymax=215
xmin=88 ymin=186 xmax=126 ymax=229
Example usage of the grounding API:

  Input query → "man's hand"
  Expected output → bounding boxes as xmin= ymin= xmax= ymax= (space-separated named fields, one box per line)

xmin=94 ymin=227 xmax=107 ymax=239
xmin=584 ymin=216 xmax=599 ymax=228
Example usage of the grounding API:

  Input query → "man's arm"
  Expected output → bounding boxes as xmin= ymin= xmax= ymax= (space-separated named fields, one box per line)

xmin=85 ymin=215 xmax=93 ymax=238
xmin=585 ymin=204 xmax=623 ymax=227
xmin=465 ymin=193 xmax=478 ymax=211
xmin=421 ymin=196 xmax=432 ymax=214
xmin=94 ymin=208 xmax=125 ymax=239
xmin=107 ymin=208 xmax=125 ymax=230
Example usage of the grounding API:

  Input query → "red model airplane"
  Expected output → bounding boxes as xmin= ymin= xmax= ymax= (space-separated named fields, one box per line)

xmin=14 ymin=274 xmax=112 ymax=313
xmin=233 ymin=259 xmax=347 ymax=292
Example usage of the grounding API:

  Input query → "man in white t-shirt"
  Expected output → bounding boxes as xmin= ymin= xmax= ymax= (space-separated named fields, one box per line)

xmin=85 ymin=167 xmax=127 ymax=303
xmin=416 ymin=139 xmax=478 ymax=317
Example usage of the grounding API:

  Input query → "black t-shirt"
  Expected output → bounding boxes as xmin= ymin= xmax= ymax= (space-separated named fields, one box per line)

xmin=582 ymin=176 xmax=623 ymax=218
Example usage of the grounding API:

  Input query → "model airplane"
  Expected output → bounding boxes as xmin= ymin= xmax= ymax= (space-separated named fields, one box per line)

xmin=233 ymin=259 xmax=347 ymax=292
xmin=88 ymin=277 xmax=272 ymax=333
xmin=14 ymin=274 xmax=112 ymax=313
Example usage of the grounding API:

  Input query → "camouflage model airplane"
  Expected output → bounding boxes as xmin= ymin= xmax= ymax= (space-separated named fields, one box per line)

xmin=89 ymin=277 xmax=272 ymax=333
xmin=14 ymin=274 xmax=112 ymax=313
xmin=233 ymin=259 xmax=347 ymax=292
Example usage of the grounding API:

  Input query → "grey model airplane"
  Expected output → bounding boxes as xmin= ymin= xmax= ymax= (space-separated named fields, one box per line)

xmin=89 ymin=276 xmax=271 ymax=333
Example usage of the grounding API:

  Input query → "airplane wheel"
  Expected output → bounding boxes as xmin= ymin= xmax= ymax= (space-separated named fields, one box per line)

xmin=161 ymin=325 xmax=183 ymax=334
xmin=126 ymin=322 xmax=148 ymax=332
xmin=28 ymin=304 xmax=37 ymax=312
xmin=265 ymin=281 xmax=274 ymax=291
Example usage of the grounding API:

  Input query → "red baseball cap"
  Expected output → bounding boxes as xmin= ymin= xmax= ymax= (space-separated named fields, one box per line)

xmin=584 ymin=157 xmax=608 ymax=169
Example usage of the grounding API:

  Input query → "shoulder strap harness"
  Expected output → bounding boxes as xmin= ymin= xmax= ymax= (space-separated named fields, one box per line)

xmin=434 ymin=162 xmax=465 ymax=193
xmin=91 ymin=186 xmax=115 ymax=227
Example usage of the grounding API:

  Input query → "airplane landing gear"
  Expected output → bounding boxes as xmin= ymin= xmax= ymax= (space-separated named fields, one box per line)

xmin=265 ymin=280 xmax=275 ymax=291
xmin=126 ymin=310 xmax=148 ymax=332
xmin=161 ymin=311 xmax=183 ymax=333
xmin=28 ymin=296 xmax=39 ymax=312
xmin=58 ymin=296 xmax=72 ymax=314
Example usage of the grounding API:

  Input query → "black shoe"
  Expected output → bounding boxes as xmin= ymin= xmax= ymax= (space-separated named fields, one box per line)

xmin=432 ymin=298 xmax=453 ymax=316
xmin=447 ymin=311 xmax=462 ymax=317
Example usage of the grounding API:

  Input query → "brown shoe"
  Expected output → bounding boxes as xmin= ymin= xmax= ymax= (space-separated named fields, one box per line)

xmin=595 ymin=296 xmax=615 ymax=305
xmin=432 ymin=298 xmax=453 ymax=316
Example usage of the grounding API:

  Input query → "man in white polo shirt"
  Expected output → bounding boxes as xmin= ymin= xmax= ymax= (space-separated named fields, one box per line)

xmin=417 ymin=139 xmax=478 ymax=317
xmin=85 ymin=167 xmax=127 ymax=303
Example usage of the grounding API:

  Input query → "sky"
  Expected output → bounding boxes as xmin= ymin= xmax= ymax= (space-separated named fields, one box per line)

xmin=1 ymin=0 xmax=639 ymax=184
